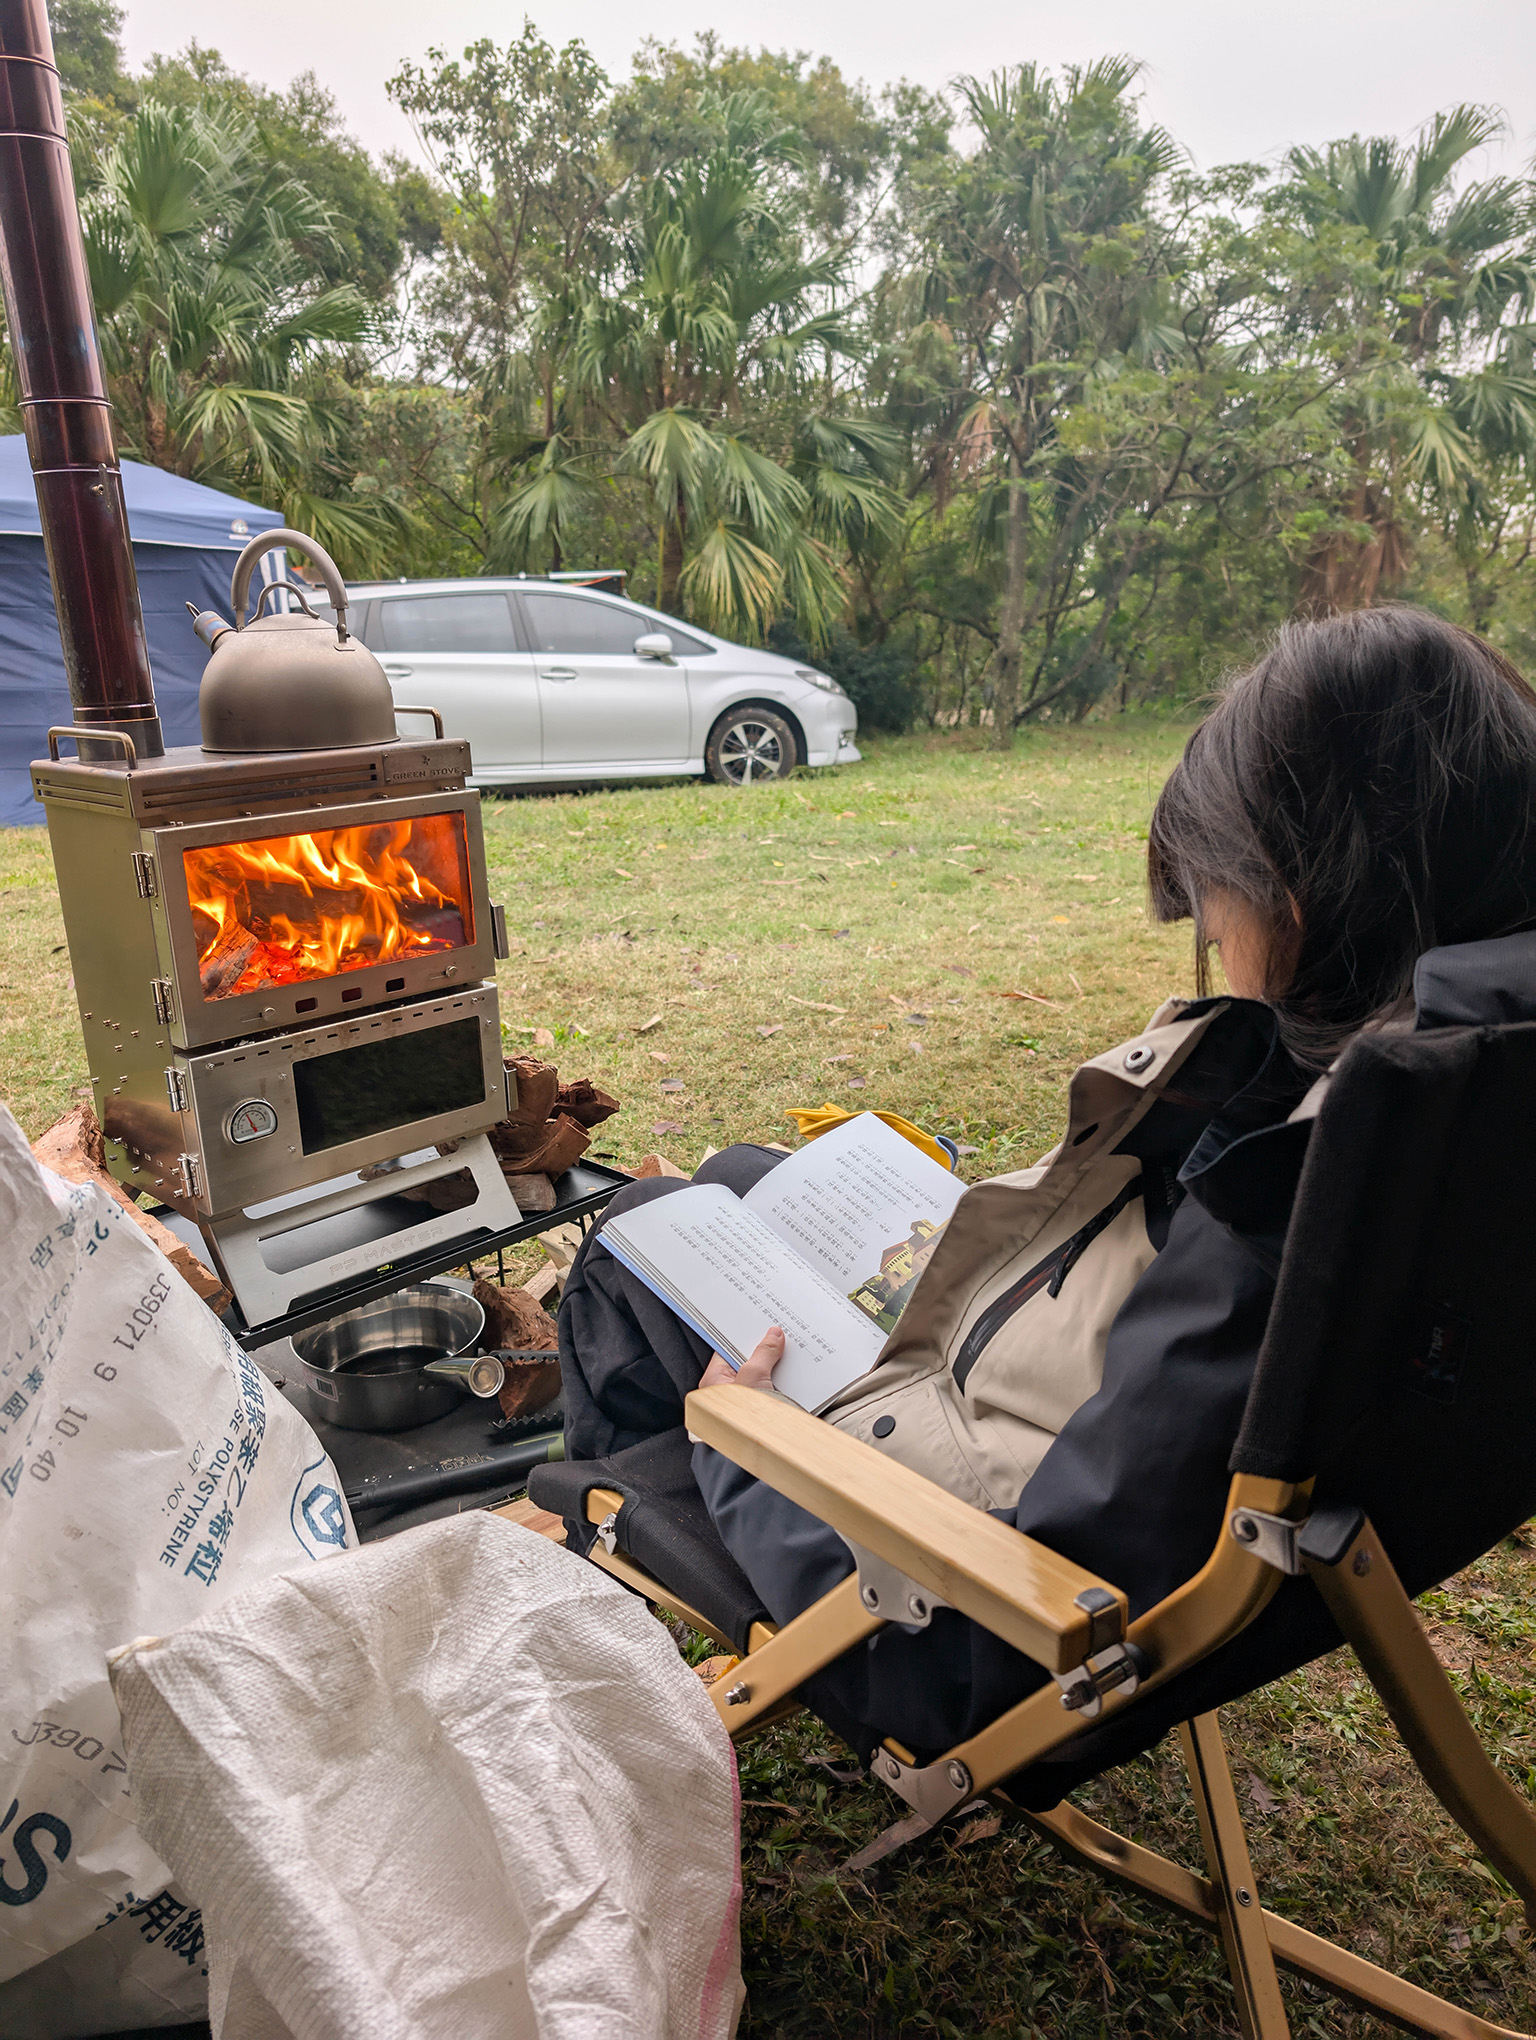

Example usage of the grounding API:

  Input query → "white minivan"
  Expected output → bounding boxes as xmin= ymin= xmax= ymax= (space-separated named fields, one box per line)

xmin=333 ymin=575 xmax=861 ymax=788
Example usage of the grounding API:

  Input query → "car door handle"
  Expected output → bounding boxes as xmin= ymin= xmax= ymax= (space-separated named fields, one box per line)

xmin=542 ymin=666 xmax=578 ymax=681
xmin=383 ymin=664 xmax=413 ymax=679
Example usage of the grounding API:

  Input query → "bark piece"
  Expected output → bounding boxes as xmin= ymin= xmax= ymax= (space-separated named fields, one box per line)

xmin=555 ymin=1078 xmax=620 ymax=1128
xmin=31 ymin=1103 xmax=231 ymax=1313
xmin=473 ymin=1277 xmax=558 ymax=1354
xmin=632 ymin=1153 xmax=692 ymax=1181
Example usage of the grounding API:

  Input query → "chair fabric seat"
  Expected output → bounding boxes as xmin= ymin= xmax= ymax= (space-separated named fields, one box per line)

xmin=529 ymin=1428 xmax=772 ymax=1654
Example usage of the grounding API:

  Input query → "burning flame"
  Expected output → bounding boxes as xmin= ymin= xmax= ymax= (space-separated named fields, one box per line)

xmin=184 ymin=813 xmax=472 ymax=1000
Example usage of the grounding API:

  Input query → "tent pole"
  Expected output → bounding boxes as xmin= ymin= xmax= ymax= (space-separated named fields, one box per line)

xmin=0 ymin=0 xmax=162 ymax=759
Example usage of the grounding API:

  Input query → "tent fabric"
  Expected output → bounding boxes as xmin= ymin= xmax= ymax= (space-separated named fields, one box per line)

xmin=0 ymin=440 xmax=284 ymax=826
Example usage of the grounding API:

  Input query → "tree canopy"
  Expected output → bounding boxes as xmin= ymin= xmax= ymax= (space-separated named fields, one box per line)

xmin=29 ymin=8 xmax=1536 ymax=735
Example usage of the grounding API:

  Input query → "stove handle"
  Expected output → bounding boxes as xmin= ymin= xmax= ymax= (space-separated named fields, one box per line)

xmin=47 ymin=725 xmax=138 ymax=765
xmin=393 ymin=702 xmax=445 ymax=738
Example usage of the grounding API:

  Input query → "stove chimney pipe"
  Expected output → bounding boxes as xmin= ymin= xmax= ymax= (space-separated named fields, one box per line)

xmin=0 ymin=0 xmax=162 ymax=759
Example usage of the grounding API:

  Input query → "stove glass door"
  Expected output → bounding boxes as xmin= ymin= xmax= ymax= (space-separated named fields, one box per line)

xmin=182 ymin=811 xmax=476 ymax=1002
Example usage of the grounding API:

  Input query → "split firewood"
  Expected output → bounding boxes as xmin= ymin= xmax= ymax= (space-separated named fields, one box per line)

xmin=31 ymin=1103 xmax=232 ymax=1313
xmin=198 ymin=922 xmax=259 ymax=998
xmin=535 ymin=1223 xmax=586 ymax=1293
xmin=555 ymin=1078 xmax=620 ymax=1128
xmin=522 ymin=1262 xmax=560 ymax=1304
xmin=494 ymin=1350 xmax=564 ymax=1424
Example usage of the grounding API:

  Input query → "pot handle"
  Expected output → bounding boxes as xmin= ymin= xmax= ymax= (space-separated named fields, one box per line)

xmin=230 ymin=528 xmax=350 ymax=641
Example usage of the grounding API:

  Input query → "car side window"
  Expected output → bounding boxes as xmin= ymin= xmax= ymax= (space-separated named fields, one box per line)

xmin=520 ymin=592 xmax=663 ymax=657
xmin=378 ymin=593 xmax=519 ymax=654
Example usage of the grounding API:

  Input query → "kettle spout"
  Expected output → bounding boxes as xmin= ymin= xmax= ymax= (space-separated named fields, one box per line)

xmin=186 ymin=601 xmax=234 ymax=652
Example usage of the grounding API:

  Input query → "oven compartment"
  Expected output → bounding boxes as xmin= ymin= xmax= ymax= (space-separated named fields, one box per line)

xmin=142 ymin=790 xmax=499 ymax=1051
xmin=161 ymin=987 xmax=511 ymax=1216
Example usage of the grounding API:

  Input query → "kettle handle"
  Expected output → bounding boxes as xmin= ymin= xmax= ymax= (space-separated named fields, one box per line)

xmin=230 ymin=528 xmax=350 ymax=640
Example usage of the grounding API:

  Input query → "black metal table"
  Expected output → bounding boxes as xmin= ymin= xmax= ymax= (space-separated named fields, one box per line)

xmin=150 ymin=1159 xmax=630 ymax=1351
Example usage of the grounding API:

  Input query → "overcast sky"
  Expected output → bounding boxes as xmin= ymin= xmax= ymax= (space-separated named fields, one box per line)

xmin=120 ymin=0 xmax=1536 ymax=183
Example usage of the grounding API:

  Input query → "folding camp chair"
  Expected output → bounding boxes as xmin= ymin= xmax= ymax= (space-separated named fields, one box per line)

xmin=531 ymin=1018 xmax=1536 ymax=2039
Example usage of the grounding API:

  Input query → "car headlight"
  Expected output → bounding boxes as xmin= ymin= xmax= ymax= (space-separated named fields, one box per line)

xmin=795 ymin=667 xmax=847 ymax=697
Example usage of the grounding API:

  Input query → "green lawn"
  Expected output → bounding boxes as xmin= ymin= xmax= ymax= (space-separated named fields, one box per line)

xmin=4 ymin=724 xmax=1534 ymax=2034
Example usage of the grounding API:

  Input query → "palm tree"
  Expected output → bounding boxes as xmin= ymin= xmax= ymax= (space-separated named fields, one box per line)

xmin=75 ymin=99 xmax=407 ymax=567
xmin=490 ymin=90 xmax=901 ymax=642
xmin=1279 ymin=108 xmax=1536 ymax=609
xmin=915 ymin=60 xmax=1181 ymax=743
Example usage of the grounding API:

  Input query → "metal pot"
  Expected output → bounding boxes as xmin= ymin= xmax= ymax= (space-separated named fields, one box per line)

xmin=291 ymin=1283 xmax=487 ymax=1432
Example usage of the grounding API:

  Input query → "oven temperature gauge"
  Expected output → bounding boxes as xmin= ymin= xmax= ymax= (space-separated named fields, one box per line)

xmin=227 ymin=1099 xmax=279 ymax=1144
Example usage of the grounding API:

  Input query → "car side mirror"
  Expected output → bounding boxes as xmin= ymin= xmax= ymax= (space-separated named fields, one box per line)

xmin=634 ymin=632 xmax=674 ymax=660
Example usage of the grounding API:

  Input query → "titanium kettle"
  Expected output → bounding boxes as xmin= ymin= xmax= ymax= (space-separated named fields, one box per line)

xmin=189 ymin=528 xmax=400 ymax=753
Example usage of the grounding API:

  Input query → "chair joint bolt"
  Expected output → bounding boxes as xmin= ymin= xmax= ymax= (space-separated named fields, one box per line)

xmin=596 ymin=1510 xmax=619 ymax=1555
xmin=843 ymin=1538 xmax=948 ymax=1629
xmin=871 ymin=1745 xmax=975 ymax=1822
xmin=1228 ymin=1506 xmax=1308 ymax=1574
xmin=1054 ymin=1641 xmax=1152 ymax=1719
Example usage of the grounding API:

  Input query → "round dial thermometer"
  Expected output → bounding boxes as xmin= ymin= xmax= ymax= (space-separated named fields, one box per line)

xmin=228 ymin=1098 xmax=279 ymax=1143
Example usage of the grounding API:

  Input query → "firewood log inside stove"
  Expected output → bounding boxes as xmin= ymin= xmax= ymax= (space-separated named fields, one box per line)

xmin=199 ymin=921 xmax=260 ymax=997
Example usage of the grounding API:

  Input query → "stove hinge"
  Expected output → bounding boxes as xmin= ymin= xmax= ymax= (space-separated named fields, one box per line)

xmin=164 ymin=1066 xmax=189 ymax=1115
xmin=131 ymin=851 xmax=158 ymax=899
xmin=491 ymin=903 xmax=509 ymax=960
xmin=175 ymin=1152 xmax=202 ymax=1201
xmin=150 ymin=978 xmax=175 ymax=1026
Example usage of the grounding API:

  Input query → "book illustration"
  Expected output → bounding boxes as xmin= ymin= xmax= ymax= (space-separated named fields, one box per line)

xmin=847 ymin=1217 xmax=947 ymax=1331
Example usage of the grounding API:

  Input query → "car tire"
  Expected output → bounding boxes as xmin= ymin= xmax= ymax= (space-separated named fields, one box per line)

xmin=704 ymin=707 xmax=798 ymax=786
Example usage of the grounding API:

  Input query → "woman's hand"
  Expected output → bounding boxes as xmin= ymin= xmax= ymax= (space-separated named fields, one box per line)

xmin=700 ymin=1325 xmax=784 ymax=1391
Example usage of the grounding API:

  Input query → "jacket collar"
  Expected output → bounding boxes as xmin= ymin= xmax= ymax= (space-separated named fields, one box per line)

xmin=1415 ymin=929 xmax=1536 ymax=1030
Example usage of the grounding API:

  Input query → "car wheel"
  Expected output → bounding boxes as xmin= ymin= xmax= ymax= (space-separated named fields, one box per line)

xmin=705 ymin=708 xmax=798 ymax=786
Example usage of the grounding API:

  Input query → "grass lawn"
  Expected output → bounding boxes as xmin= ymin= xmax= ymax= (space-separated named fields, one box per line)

xmin=4 ymin=722 xmax=1535 ymax=2034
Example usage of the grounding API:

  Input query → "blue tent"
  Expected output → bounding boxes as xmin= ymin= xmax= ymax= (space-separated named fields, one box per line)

xmin=0 ymin=438 xmax=286 ymax=824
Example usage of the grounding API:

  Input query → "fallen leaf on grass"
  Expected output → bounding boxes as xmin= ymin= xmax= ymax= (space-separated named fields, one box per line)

xmin=997 ymin=990 xmax=1059 ymax=1007
xmin=637 ymin=1014 xmax=662 ymax=1033
xmin=846 ymin=1078 xmax=867 ymax=1089
xmin=1244 ymin=1771 xmax=1279 ymax=1815
xmin=658 ymin=1079 xmax=686 ymax=1093
xmin=954 ymin=1812 xmax=1002 ymax=1846
xmin=651 ymin=1119 xmax=686 ymax=1135
xmin=947 ymin=845 xmax=978 ymax=854
xmin=532 ymin=1027 xmax=556 ymax=1047
xmin=1067 ymin=971 xmax=1084 ymax=994
xmin=908 ymin=1039 xmax=926 ymax=1054
xmin=1050 ymin=914 xmax=1070 ymax=923
xmin=615 ymin=868 xmax=635 ymax=879
xmin=966 ymin=922 xmax=982 ymax=935
xmin=756 ymin=1023 xmax=783 ymax=1038
xmin=824 ymin=1053 xmax=853 ymax=1065
xmin=649 ymin=1050 xmax=670 ymax=1063
xmin=787 ymin=995 xmax=848 ymax=1013
xmin=942 ymin=965 xmax=975 ymax=978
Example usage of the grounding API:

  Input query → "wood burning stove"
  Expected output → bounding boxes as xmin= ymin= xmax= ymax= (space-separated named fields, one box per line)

xmin=34 ymin=731 xmax=526 ymax=1324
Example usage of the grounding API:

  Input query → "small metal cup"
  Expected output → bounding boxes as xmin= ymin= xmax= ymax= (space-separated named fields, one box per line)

xmin=421 ymin=1353 xmax=506 ymax=1399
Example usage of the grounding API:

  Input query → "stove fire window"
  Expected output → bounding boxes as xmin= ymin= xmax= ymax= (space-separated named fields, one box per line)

xmin=292 ymin=1016 xmax=486 ymax=1154
xmin=182 ymin=813 xmax=475 ymax=1000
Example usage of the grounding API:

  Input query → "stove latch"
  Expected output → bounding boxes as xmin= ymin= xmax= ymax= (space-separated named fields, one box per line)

xmin=491 ymin=903 xmax=509 ymax=960
xmin=131 ymin=851 xmax=158 ymax=899
xmin=150 ymin=978 xmax=175 ymax=1026
xmin=164 ymin=1066 xmax=189 ymax=1115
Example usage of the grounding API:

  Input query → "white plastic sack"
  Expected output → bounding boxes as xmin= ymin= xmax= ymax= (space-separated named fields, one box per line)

xmin=0 ymin=1102 xmax=354 ymax=2022
xmin=109 ymin=1511 xmax=745 ymax=2040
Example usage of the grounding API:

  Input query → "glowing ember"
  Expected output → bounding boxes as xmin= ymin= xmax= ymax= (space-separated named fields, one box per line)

xmin=183 ymin=813 xmax=473 ymax=999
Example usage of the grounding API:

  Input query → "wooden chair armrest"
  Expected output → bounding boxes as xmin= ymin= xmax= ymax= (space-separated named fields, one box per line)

xmin=684 ymin=1383 xmax=1126 ymax=1674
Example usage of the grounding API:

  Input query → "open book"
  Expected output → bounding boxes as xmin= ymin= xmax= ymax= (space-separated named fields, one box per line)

xmin=601 ymin=1112 xmax=967 ymax=1411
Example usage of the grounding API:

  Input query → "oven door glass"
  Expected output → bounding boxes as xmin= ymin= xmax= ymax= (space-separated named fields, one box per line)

xmin=182 ymin=812 xmax=475 ymax=1001
xmin=292 ymin=1016 xmax=487 ymax=1153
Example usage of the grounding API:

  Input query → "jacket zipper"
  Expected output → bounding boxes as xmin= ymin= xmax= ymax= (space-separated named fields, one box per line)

xmin=950 ymin=1176 xmax=1145 ymax=1393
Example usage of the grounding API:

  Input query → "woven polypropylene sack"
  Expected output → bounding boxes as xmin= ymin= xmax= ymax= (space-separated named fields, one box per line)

xmin=0 ymin=1104 xmax=354 ymax=2028
xmin=109 ymin=1511 xmax=744 ymax=2040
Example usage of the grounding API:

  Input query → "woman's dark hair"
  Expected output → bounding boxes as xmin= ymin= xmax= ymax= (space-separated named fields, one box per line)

xmin=1148 ymin=607 xmax=1536 ymax=1068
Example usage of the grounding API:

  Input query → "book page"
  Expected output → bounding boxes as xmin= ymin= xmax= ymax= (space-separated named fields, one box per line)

xmin=601 ymin=1184 xmax=887 ymax=1410
xmin=741 ymin=1112 xmax=966 ymax=1333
